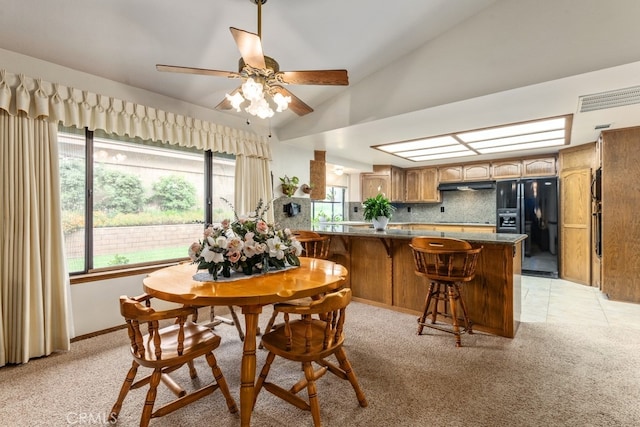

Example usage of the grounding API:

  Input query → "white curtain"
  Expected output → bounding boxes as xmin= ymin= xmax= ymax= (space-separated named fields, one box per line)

xmin=0 ymin=68 xmax=272 ymax=365
xmin=235 ymin=155 xmax=274 ymax=223
xmin=0 ymin=110 xmax=71 ymax=366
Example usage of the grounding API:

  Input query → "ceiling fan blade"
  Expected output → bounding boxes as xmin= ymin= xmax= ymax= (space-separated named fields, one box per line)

xmin=215 ymin=86 xmax=242 ymax=111
xmin=156 ymin=64 xmax=240 ymax=79
xmin=230 ymin=27 xmax=266 ymax=70
xmin=278 ymin=70 xmax=349 ymax=86
xmin=273 ymin=86 xmax=314 ymax=116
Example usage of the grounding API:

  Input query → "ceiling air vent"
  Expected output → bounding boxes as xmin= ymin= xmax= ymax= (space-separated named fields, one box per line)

xmin=578 ymin=85 xmax=640 ymax=112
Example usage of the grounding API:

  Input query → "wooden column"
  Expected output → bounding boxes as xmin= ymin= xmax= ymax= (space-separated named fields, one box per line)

xmin=310 ymin=150 xmax=326 ymax=200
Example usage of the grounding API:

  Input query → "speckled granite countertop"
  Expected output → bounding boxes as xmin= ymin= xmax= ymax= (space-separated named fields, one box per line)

xmin=324 ymin=221 xmax=496 ymax=227
xmin=309 ymin=224 xmax=526 ymax=245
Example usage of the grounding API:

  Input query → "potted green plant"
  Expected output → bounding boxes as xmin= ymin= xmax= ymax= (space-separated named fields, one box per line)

xmin=279 ymin=175 xmax=299 ymax=197
xmin=362 ymin=193 xmax=396 ymax=231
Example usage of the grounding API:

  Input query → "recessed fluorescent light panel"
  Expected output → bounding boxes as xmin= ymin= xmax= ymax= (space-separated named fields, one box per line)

xmin=372 ymin=115 xmax=572 ymax=162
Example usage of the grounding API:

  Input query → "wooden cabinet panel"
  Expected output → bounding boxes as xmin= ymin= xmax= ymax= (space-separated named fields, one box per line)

xmin=560 ymin=168 xmax=591 ymax=285
xmin=491 ymin=160 xmax=522 ymax=179
xmin=463 ymin=163 xmax=491 ymax=181
xmin=361 ymin=165 xmax=404 ymax=202
xmin=601 ymin=127 xmax=640 ymax=303
xmin=348 ymin=237 xmax=393 ymax=305
xmin=522 ymin=157 xmax=556 ymax=177
xmin=390 ymin=167 xmax=405 ymax=203
xmin=438 ymin=165 xmax=463 ymax=182
xmin=361 ymin=174 xmax=389 ymax=201
xmin=405 ymin=168 xmax=440 ymax=202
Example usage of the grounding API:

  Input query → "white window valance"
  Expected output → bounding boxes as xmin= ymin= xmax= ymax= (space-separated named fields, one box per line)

xmin=0 ymin=69 xmax=271 ymax=160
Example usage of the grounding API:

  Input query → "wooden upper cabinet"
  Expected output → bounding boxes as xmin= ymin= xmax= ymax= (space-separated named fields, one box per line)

xmin=438 ymin=165 xmax=463 ymax=182
xmin=522 ymin=157 xmax=557 ymax=177
xmin=463 ymin=163 xmax=491 ymax=181
xmin=491 ymin=160 xmax=522 ymax=179
xmin=440 ymin=163 xmax=491 ymax=181
xmin=361 ymin=174 xmax=389 ymax=201
xmin=360 ymin=165 xmax=404 ymax=202
xmin=405 ymin=168 xmax=440 ymax=202
xmin=390 ymin=167 xmax=405 ymax=202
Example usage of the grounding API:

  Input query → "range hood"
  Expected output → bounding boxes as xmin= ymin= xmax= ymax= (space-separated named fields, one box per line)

xmin=437 ymin=181 xmax=496 ymax=191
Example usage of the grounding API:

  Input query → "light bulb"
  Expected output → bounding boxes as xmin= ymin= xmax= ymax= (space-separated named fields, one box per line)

xmin=273 ymin=92 xmax=291 ymax=112
xmin=225 ymin=92 xmax=245 ymax=112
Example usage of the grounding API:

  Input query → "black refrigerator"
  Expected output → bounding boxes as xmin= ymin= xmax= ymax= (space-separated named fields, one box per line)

xmin=496 ymin=178 xmax=558 ymax=278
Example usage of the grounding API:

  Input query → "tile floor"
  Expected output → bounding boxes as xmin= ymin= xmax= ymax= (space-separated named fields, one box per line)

xmin=521 ymin=275 xmax=640 ymax=330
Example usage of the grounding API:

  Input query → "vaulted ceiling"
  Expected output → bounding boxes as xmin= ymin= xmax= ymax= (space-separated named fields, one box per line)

xmin=2 ymin=0 xmax=640 ymax=170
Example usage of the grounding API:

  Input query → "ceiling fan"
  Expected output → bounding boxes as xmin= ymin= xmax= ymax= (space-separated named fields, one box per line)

xmin=156 ymin=0 xmax=349 ymax=118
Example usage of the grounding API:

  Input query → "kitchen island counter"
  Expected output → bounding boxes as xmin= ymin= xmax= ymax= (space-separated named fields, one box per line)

xmin=307 ymin=226 xmax=525 ymax=338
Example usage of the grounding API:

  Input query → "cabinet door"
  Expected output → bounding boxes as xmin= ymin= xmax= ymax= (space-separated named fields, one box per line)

xmin=361 ymin=174 xmax=389 ymax=201
xmin=560 ymin=168 xmax=591 ymax=285
xmin=390 ymin=167 xmax=405 ymax=202
xmin=420 ymin=168 xmax=440 ymax=202
xmin=405 ymin=168 xmax=440 ymax=202
xmin=463 ymin=163 xmax=491 ymax=181
xmin=404 ymin=170 xmax=422 ymax=202
xmin=522 ymin=157 xmax=556 ymax=177
xmin=438 ymin=165 xmax=463 ymax=182
xmin=491 ymin=160 xmax=522 ymax=179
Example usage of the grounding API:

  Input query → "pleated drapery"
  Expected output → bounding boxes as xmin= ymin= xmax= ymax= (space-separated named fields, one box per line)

xmin=0 ymin=110 xmax=72 ymax=366
xmin=235 ymin=155 xmax=275 ymax=223
xmin=0 ymin=69 xmax=271 ymax=160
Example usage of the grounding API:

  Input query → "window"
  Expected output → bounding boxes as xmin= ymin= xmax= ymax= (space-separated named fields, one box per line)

xmin=58 ymin=126 xmax=234 ymax=274
xmin=311 ymin=186 xmax=346 ymax=223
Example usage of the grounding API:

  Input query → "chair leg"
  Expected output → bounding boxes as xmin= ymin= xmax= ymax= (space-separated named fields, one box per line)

xmin=335 ymin=347 xmax=368 ymax=407
xmin=431 ymin=282 xmax=442 ymax=324
xmin=141 ymin=369 xmax=162 ymax=427
xmin=253 ymin=351 xmax=276 ymax=408
xmin=205 ymin=352 xmax=238 ymax=413
xmin=303 ymin=361 xmax=322 ymax=427
xmin=447 ymin=284 xmax=462 ymax=347
xmin=227 ymin=306 xmax=245 ymax=341
xmin=454 ymin=283 xmax=473 ymax=334
xmin=187 ymin=360 xmax=198 ymax=379
xmin=259 ymin=311 xmax=279 ymax=349
xmin=110 ymin=360 xmax=139 ymax=420
xmin=417 ymin=282 xmax=435 ymax=335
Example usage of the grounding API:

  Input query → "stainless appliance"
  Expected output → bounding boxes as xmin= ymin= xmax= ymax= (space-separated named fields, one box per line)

xmin=496 ymin=178 xmax=559 ymax=277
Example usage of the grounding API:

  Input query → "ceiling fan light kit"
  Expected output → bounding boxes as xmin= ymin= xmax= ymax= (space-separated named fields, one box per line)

xmin=156 ymin=0 xmax=348 ymax=119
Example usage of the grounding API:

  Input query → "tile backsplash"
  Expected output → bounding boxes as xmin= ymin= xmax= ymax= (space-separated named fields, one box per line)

xmin=349 ymin=189 xmax=496 ymax=224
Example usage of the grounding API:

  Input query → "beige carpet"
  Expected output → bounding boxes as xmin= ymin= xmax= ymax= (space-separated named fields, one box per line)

xmin=1 ymin=302 xmax=639 ymax=427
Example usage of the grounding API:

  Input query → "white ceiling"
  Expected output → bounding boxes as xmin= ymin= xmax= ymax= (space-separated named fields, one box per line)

xmin=2 ymin=0 xmax=640 ymax=171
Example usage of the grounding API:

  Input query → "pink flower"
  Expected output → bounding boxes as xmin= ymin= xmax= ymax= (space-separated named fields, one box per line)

xmin=203 ymin=226 xmax=215 ymax=238
xmin=256 ymin=220 xmax=269 ymax=234
xmin=221 ymin=219 xmax=230 ymax=229
xmin=227 ymin=250 xmax=241 ymax=263
xmin=188 ymin=242 xmax=202 ymax=261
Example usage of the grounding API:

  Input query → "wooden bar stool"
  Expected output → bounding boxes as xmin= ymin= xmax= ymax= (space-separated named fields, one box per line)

xmin=409 ymin=237 xmax=482 ymax=347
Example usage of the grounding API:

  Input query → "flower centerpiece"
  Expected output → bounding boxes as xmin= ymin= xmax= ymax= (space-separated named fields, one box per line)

xmin=188 ymin=199 xmax=302 ymax=280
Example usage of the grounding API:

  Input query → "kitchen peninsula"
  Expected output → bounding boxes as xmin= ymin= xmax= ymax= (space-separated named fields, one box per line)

xmin=309 ymin=225 xmax=526 ymax=338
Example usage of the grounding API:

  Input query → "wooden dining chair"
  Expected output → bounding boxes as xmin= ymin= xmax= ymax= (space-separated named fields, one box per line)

xmin=260 ymin=231 xmax=332 ymax=345
xmin=409 ymin=237 xmax=482 ymax=347
xmin=254 ymin=288 xmax=367 ymax=426
xmin=110 ymin=294 xmax=238 ymax=426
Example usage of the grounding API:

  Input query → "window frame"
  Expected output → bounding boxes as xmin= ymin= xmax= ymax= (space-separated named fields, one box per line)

xmin=60 ymin=127 xmax=233 ymax=282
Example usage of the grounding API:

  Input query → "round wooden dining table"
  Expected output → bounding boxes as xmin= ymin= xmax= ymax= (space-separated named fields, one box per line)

xmin=142 ymin=257 xmax=348 ymax=427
